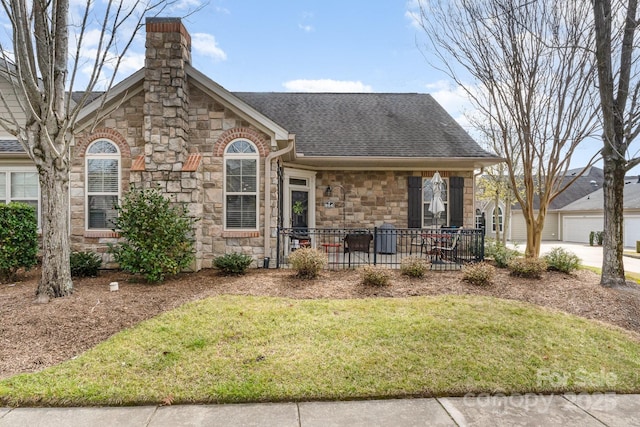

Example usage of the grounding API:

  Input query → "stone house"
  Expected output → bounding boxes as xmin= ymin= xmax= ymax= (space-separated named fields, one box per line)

xmin=0 ymin=17 xmax=501 ymax=269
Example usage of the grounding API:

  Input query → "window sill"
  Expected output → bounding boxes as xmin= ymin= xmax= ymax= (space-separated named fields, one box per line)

xmin=84 ymin=230 xmax=120 ymax=238
xmin=222 ymin=231 xmax=260 ymax=238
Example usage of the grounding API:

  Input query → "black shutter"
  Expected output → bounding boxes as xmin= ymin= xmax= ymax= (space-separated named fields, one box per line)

xmin=408 ymin=176 xmax=422 ymax=228
xmin=450 ymin=176 xmax=464 ymax=227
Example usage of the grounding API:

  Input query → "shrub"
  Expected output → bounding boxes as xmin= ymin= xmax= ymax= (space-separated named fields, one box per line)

xmin=360 ymin=265 xmax=391 ymax=286
xmin=400 ymin=256 xmax=429 ymax=278
xmin=462 ymin=262 xmax=496 ymax=286
xmin=70 ymin=251 xmax=102 ymax=278
xmin=596 ymin=231 xmax=604 ymax=245
xmin=484 ymin=239 xmax=518 ymax=268
xmin=214 ymin=253 xmax=254 ymax=275
xmin=289 ymin=247 xmax=327 ymax=279
xmin=508 ymin=257 xmax=547 ymax=279
xmin=108 ymin=187 xmax=198 ymax=283
xmin=0 ymin=203 xmax=38 ymax=282
xmin=589 ymin=231 xmax=595 ymax=246
xmin=544 ymin=247 xmax=581 ymax=274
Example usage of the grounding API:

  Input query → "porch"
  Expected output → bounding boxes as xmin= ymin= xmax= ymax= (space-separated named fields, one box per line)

xmin=276 ymin=227 xmax=485 ymax=271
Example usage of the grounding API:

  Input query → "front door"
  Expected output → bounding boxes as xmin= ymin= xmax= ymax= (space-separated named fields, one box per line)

xmin=283 ymin=168 xmax=316 ymax=251
xmin=291 ymin=190 xmax=309 ymax=229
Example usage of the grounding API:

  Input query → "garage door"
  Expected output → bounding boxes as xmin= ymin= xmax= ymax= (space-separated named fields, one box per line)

xmin=510 ymin=212 xmax=559 ymax=241
xmin=625 ymin=217 xmax=640 ymax=248
xmin=563 ymin=216 xmax=603 ymax=243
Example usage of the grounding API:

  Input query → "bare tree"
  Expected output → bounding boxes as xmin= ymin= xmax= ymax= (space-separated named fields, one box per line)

xmin=474 ymin=125 xmax=521 ymax=245
xmin=415 ymin=0 xmax=600 ymax=257
xmin=592 ymin=0 xmax=640 ymax=287
xmin=0 ymin=0 xmax=166 ymax=301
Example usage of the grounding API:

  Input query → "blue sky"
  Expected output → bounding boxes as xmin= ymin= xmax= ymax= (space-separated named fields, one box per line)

xmin=0 ymin=0 xmax=608 ymax=170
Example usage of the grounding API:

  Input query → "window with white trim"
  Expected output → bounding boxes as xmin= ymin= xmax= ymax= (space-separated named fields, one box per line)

xmin=86 ymin=139 xmax=120 ymax=229
xmin=224 ymin=139 xmax=258 ymax=230
xmin=492 ymin=206 xmax=503 ymax=232
xmin=0 ymin=168 xmax=40 ymax=226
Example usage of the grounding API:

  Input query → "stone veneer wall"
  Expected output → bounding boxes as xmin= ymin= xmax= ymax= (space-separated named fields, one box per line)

xmin=70 ymin=84 xmax=276 ymax=269
xmin=189 ymin=87 xmax=276 ymax=267
xmin=70 ymin=94 xmax=145 ymax=264
xmin=315 ymin=170 xmax=475 ymax=229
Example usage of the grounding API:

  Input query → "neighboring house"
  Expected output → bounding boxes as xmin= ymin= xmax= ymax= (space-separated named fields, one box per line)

xmin=477 ymin=166 xmax=604 ymax=242
xmin=0 ymin=17 xmax=501 ymax=269
xmin=558 ymin=177 xmax=640 ymax=248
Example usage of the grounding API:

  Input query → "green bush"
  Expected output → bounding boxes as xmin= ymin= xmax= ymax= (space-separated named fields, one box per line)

xmin=484 ymin=239 xmax=518 ymax=268
xmin=289 ymin=247 xmax=327 ymax=279
xmin=400 ymin=256 xmax=429 ymax=278
xmin=70 ymin=251 xmax=102 ymax=278
xmin=0 ymin=203 xmax=38 ymax=282
xmin=360 ymin=265 xmax=391 ymax=286
xmin=214 ymin=253 xmax=254 ymax=275
xmin=589 ymin=231 xmax=595 ymax=246
xmin=544 ymin=247 xmax=581 ymax=274
xmin=108 ymin=187 xmax=198 ymax=283
xmin=508 ymin=257 xmax=547 ymax=279
xmin=596 ymin=231 xmax=604 ymax=245
xmin=462 ymin=262 xmax=496 ymax=286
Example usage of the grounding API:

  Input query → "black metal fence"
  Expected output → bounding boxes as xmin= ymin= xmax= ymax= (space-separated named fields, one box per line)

xmin=277 ymin=227 xmax=485 ymax=271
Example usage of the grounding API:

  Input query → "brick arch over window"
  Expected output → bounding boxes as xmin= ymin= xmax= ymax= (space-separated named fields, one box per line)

xmin=75 ymin=128 xmax=131 ymax=159
xmin=214 ymin=128 xmax=269 ymax=157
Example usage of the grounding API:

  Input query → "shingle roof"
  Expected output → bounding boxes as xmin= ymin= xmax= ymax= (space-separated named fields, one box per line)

xmin=561 ymin=179 xmax=640 ymax=211
xmin=549 ymin=166 xmax=604 ymax=209
xmin=0 ymin=140 xmax=24 ymax=153
xmin=234 ymin=92 xmax=498 ymax=159
xmin=511 ymin=166 xmax=604 ymax=210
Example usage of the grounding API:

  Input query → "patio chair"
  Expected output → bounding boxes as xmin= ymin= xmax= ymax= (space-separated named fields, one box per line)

xmin=409 ymin=233 xmax=436 ymax=256
xmin=432 ymin=228 xmax=462 ymax=262
xmin=343 ymin=233 xmax=373 ymax=267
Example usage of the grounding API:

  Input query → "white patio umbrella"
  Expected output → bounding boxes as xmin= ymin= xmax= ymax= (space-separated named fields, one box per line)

xmin=429 ymin=171 xmax=445 ymax=227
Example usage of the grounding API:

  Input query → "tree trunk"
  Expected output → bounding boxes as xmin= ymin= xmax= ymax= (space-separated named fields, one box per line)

xmin=33 ymin=137 xmax=72 ymax=302
xmin=503 ymin=201 xmax=511 ymax=246
xmin=493 ymin=194 xmax=501 ymax=241
xmin=523 ymin=209 xmax=544 ymax=258
xmin=600 ymin=158 xmax=627 ymax=287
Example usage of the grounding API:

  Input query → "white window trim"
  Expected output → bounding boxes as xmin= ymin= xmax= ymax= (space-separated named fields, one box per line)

xmin=492 ymin=206 xmax=504 ymax=232
xmin=85 ymin=139 xmax=121 ymax=231
xmin=0 ymin=166 xmax=41 ymax=228
xmin=422 ymin=177 xmax=449 ymax=228
xmin=223 ymin=139 xmax=260 ymax=231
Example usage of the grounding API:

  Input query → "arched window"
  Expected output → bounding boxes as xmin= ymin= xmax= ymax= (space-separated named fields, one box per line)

xmin=492 ymin=206 xmax=503 ymax=232
xmin=86 ymin=139 xmax=120 ymax=229
xmin=224 ymin=139 xmax=259 ymax=229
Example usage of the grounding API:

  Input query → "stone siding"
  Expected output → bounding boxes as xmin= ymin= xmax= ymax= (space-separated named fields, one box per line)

xmin=315 ymin=170 xmax=475 ymax=229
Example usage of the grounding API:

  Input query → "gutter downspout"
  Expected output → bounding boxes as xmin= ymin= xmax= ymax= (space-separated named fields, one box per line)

xmin=473 ymin=167 xmax=484 ymax=228
xmin=264 ymin=135 xmax=295 ymax=263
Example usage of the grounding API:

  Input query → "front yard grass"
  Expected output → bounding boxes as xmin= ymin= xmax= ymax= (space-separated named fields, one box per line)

xmin=1 ymin=294 xmax=639 ymax=406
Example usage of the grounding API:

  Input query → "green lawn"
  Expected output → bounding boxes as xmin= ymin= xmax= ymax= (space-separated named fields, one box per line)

xmin=1 ymin=294 xmax=639 ymax=406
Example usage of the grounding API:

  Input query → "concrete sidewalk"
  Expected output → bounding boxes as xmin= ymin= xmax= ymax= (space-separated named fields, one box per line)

xmin=1 ymin=394 xmax=639 ymax=426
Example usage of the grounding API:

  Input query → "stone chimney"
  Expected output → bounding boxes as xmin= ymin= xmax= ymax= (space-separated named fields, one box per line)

xmin=143 ymin=17 xmax=191 ymax=172
xmin=138 ymin=18 xmax=203 ymax=272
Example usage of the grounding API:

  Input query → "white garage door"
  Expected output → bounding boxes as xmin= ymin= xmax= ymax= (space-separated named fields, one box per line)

xmin=625 ymin=217 xmax=640 ymax=248
xmin=563 ymin=216 xmax=603 ymax=243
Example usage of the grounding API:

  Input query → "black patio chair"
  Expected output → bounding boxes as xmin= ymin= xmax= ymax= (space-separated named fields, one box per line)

xmin=343 ymin=233 xmax=373 ymax=267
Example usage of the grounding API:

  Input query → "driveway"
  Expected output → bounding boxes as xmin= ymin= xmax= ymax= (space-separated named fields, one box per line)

xmin=509 ymin=241 xmax=640 ymax=275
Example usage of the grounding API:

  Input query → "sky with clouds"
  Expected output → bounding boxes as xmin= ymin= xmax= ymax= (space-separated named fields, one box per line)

xmin=0 ymin=0 xmax=605 ymax=170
